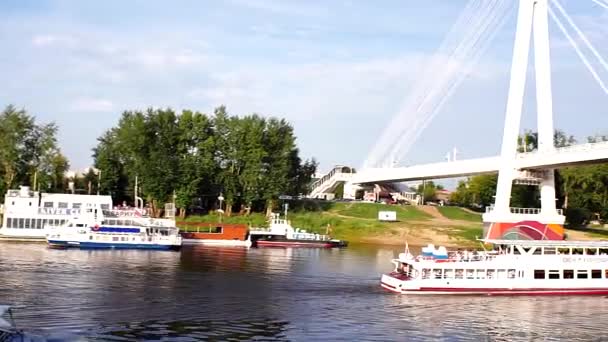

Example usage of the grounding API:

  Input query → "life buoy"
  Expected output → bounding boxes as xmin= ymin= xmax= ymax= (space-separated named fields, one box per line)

xmin=92 ymin=224 xmax=100 ymax=231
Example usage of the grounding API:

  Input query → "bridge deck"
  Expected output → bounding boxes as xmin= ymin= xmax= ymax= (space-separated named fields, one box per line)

xmin=354 ymin=142 xmax=608 ymax=184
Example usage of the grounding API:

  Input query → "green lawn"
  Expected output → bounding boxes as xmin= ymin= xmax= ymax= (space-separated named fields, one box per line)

xmin=450 ymin=226 xmax=484 ymax=242
xmin=437 ymin=206 xmax=482 ymax=222
xmin=331 ymin=202 xmax=431 ymax=220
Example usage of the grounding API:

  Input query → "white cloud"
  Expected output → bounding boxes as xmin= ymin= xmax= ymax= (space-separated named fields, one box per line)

xmin=31 ymin=34 xmax=75 ymax=47
xmin=70 ymin=98 xmax=114 ymax=112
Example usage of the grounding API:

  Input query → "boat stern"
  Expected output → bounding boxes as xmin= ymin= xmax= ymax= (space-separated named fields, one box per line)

xmin=381 ymin=272 xmax=418 ymax=294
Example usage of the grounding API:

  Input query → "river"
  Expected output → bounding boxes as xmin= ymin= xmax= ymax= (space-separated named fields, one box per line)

xmin=1 ymin=242 xmax=607 ymax=341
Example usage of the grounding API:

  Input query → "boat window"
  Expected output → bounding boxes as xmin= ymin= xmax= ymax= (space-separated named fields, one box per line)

xmin=487 ymin=270 xmax=495 ymax=279
xmin=72 ymin=203 xmax=81 ymax=209
xmin=19 ymin=218 xmax=25 ymax=228
xmin=433 ymin=269 xmax=442 ymax=279
xmin=24 ymin=219 xmax=30 ymax=229
xmin=577 ymin=270 xmax=588 ymax=279
xmin=89 ymin=236 xmax=93 ymax=240
xmin=548 ymin=270 xmax=560 ymax=279
xmin=6 ymin=218 xmax=12 ymax=228
xmin=532 ymin=248 xmax=542 ymax=255
xmin=563 ymin=270 xmax=574 ymax=279
xmin=599 ymin=249 xmax=608 ymax=255
xmin=534 ymin=270 xmax=545 ymax=279
xmin=58 ymin=202 xmax=68 ymax=209
xmin=112 ymin=237 xmax=119 ymax=241
xmin=586 ymin=248 xmax=597 ymax=255
xmin=211 ymin=226 xmax=223 ymax=234
xmin=422 ymin=269 xmax=430 ymax=279
xmin=444 ymin=269 xmax=454 ymax=279
xmin=476 ymin=270 xmax=486 ymax=279
xmin=591 ymin=270 xmax=602 ymax=279
xmin=43 ymin=201 xmax=54 ymax=208
xmin=76 ymin=224 xmax=85 ymax=227
xmin=466 ymin=269 xmax=475 ymax=279
xmin=557 ymin=247 xmax=570 ymax=255
xmin=572 ymin=248 xmax=584 ymax=255
xmin=497 ymin=269 xmax=506 ymax=279
xmin=101 ymin=204 xmax=110 ymax=210
xmin=455 ymin=269 xmax=464 ymax=279
xmin=543 ymin=247 xmax=557 ymax=255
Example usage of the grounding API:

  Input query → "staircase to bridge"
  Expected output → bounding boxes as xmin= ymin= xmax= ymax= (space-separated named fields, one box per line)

xmin=308 ymin=166 xmax=356 ymax=199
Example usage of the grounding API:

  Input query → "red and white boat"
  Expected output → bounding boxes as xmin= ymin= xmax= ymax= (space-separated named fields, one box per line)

xmin=250 ymin=213 xmax=347 ymax=248
xmin=381 ymin=239 xmax=608 ymax=295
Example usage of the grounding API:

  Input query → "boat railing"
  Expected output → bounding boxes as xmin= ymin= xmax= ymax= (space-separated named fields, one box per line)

xmin=485 ymin=206 xmax=563 ymax=215
xmin=415 ymin=252 xmax=499 ymax=263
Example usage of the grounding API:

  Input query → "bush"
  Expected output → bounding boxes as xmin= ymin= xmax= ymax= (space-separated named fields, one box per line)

xmin=565 ymin=207 xmax=591 ymax=227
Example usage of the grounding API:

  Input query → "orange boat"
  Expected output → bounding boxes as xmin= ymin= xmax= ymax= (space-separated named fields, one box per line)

xmin=178 ymin=223 xmax=251 ymax=247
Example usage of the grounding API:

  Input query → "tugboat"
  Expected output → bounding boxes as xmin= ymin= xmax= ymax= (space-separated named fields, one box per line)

xmin=250 ymin=213 xmax=347 ymax=248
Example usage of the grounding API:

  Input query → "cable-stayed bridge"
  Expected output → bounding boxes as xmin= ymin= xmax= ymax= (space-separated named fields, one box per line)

xmin=325 ymin=0 xmax=608 ymax=240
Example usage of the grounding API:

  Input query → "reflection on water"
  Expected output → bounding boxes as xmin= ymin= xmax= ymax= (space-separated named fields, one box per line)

xmin=1 ymin=242 xmax=608 ymax=341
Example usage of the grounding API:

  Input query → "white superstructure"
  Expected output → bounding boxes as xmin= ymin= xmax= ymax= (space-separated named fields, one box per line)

xmin=381 ymin=240 xmax=608 ymax=295
xmin=0 ymin=186 xmax=113 ymax=240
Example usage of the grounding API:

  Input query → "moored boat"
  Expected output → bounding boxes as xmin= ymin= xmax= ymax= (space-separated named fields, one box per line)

xmin=46 ymin=208 xmax=182 ymax=251
xmin=381 ymin=240 xmax=608 ymax=295
xmin=179 ymin=223 xmax=252 ymax=247
xmin=250 ymin=213 xmax=347 ymax=248
xmin=0 ymin=186 xmax=112 ymax=241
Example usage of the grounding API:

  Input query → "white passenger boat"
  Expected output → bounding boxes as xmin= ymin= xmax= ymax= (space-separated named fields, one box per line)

xmin=381 ymin=240 xmax=608 ymax=295
xmin=0 ymin=186 xmax=112 ymax=241
xmin=46 ymin=208 xmax=182 ymax=250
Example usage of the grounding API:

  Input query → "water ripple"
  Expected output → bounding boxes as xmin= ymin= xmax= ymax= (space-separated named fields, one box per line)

xmin=2 ymin=242 xmax=608 ymax=341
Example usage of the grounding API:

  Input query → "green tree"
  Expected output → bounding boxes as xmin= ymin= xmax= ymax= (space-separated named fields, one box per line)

xmin=0 ymin=105 xmax=69 ymax=197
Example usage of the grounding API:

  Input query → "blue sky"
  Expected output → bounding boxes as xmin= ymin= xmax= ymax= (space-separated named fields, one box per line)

xmin=1 ymin=0 xmax=607 ymax=173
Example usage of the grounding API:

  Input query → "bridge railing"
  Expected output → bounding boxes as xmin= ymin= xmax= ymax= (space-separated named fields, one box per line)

xmin=486 ymin=207 xmax=564 ymax=215
xmin=310 ymin=166 xmax=355 ymax=192
xmin=517 ymin=141 xmax=608 ymax=158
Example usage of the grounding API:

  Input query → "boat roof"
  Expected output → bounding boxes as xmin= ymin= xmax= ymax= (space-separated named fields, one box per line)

xmin=482 ymin=239 xmax=608 ymax=248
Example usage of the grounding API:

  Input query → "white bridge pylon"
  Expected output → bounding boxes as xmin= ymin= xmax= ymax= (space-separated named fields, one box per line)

xmin=356 ymin=0 xmax=608 ymax=239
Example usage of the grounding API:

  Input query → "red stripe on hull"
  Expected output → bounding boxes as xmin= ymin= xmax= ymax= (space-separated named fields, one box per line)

xmin=415 ymin=287 xmax=608 ymax=296
xmin=381 ymin=284 xmax=608 ymax=296
xmin=256 ymin=240 xmax=335 ymax=248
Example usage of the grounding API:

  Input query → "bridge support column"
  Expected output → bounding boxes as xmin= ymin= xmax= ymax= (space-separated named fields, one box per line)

xmin=484 ymin=0 xmax=565 ymax=240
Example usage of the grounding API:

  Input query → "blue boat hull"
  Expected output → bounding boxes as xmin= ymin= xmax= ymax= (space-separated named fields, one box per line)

xmin=47 ymin=240 xmax=181 ymax=251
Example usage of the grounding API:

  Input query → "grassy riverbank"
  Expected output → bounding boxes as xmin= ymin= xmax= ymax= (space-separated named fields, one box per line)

xmin=180 ymin=202 xmax=486 ymax=247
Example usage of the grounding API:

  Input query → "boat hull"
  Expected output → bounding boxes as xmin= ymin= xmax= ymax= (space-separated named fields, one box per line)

xmin=256 ymin=239 xmax=347 ymax=248
xmin=47 ymin=240 xmax=181 ymax=251
xmin=380 ymin=274 xmax=608 ymax=296
xmin=182 ymin=238 xmax=251 ymax=247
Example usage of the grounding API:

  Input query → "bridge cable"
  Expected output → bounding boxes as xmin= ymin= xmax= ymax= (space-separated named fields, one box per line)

xmin=548 ymin=4 xmax=608 ymax=95
xmin=377 ymin=1 xmax=513 ymax=167
xmin=552 ymin=0 xmax=608 ymax=75
xmin=363 ymin=0 xmax=485 ymax=168
xmin=590 ymin=0 xmax=608 ymax=10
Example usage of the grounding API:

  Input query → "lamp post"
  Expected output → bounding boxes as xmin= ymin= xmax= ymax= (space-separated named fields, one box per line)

xmin=218 ymin=194 xmax=225 ymax=223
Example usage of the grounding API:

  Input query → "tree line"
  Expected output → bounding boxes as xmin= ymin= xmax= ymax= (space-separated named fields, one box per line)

xmin=450 ymin=130 xmax=608 ymax=226
xmin=0 ymin=105 xmax=317 ymax=218
xmin=93 ymin=106 xmax=317 ymax=218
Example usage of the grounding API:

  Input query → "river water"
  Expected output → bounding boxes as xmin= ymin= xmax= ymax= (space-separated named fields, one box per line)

xmin=1 ymin=242 xmax=607 ymax=341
